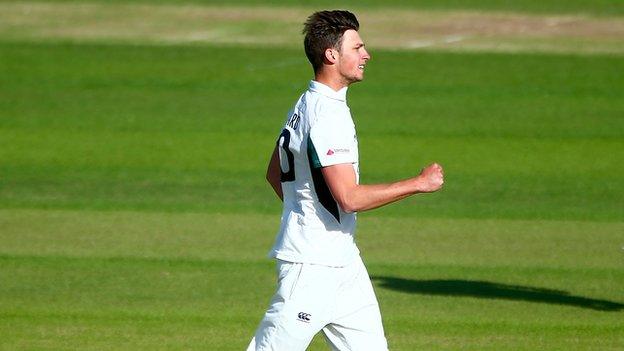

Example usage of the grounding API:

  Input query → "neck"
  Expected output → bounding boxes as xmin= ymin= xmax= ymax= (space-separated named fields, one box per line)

xmin=314 ymin=69 xmax=348 ymax=91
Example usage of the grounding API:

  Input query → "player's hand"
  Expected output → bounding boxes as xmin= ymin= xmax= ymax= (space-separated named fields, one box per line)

xmin=415 ymin=163 xmax=444 ymax=193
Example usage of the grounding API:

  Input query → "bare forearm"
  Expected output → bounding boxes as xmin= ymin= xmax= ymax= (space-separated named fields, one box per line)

xmin=266 ymin=145 xmax=284 ymax=201
xmin=322 ymin=162 xmax=444 ymax=213
xmin=336 ymin=177 xmax=421 ymax=213
xmin=267 ymin=173 xmax=283 ymax=201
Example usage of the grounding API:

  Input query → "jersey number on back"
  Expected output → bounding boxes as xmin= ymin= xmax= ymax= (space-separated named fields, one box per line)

xmin=278 ymin=129 xmax=295 ymax=182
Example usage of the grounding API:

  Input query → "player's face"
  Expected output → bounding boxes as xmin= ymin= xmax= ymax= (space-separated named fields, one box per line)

xmin=336 ymin=29 xmax=370 ymax=85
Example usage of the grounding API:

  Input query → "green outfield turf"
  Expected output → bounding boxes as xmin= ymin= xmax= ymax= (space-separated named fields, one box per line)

xmin=1 ymin=42 xmax=623 ymax=220
xmin=25 ymin=0 xmax=624 ymax=16
xmin=1 ymin=210 xmax=623 ymax=350
xmin=1 ymin=2 xmax=623 ymax=350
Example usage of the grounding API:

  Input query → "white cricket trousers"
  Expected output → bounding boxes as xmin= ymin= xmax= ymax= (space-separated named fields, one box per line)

xmin=246 ymin=256 xmax=388 ymax=351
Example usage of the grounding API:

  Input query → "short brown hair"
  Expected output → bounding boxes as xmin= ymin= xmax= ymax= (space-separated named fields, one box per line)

xmin=302 ymin=10 xmax=360 ymax=73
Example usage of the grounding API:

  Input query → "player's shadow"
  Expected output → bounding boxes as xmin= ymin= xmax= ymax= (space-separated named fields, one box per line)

xmin=371 ymin=276 xmax=624 ymax=312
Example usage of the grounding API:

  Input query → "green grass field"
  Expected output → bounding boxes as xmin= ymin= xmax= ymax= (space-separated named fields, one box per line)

xmin=1 ymin=1 xmax=623 ymax=350
xmin=17 ymin=0 xmax=624 ymax=16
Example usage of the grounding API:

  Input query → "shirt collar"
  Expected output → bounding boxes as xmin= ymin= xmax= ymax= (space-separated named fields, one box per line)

xmin=308 ymin=80 xmax=348 ymax=102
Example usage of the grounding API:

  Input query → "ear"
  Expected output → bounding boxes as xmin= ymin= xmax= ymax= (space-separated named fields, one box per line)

xmin=324 ymin=48 xmax=338 ymax=64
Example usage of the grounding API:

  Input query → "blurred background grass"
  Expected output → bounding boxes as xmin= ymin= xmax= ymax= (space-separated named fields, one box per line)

xmin=1 ymin=42 xmax=622 ymax=220
xmin=21 ymin=0 xmax=624 ymax=15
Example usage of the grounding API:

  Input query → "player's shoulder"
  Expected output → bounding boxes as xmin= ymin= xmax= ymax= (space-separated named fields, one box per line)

xmin=308 ymin=97 xmax=350 ymax=125
xmin=293 ymin=90 xmax=322 ymax=125
xmin=297 ymin=82 xmax=351 ymax=128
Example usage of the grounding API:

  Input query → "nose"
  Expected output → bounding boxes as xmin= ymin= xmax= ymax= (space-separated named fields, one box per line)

xmin=363 ymin=48 xmax=371 ymax=61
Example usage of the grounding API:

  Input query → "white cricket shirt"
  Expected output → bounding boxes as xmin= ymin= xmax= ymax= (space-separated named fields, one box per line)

xmin=269 ymin=80 xmax=360 ymax=267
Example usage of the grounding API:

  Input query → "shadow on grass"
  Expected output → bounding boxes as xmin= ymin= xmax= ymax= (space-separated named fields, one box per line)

xmin=371 ymin=276 xmax=624 ymax=312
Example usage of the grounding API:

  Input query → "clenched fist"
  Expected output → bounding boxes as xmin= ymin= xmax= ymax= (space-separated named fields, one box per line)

xmin=415 ymin=163 xmax=444 ymax=193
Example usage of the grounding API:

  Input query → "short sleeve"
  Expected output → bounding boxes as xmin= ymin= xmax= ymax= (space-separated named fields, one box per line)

xmin=308 ymin=112 xmax=357 ymax=168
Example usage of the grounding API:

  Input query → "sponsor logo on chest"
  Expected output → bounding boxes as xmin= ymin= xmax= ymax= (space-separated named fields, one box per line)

xmin=326 ymin=148 xmax=350 ymax=156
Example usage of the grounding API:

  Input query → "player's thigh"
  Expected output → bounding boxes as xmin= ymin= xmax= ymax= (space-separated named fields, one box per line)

xmin=250 ymin=261 xmax=334 ymax=350
xmin=322 ymin=258 xmax=387 ymax=350
xmin=322 ymin=303 xmax=388 ymax=351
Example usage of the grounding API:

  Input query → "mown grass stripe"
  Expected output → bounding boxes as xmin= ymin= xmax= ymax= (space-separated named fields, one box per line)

xmin=1 ymin=2 xmax=623 ymax=54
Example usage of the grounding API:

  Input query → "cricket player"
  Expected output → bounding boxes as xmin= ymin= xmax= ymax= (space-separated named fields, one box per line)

xmin=247 ymin=10 xmax=444 ymax=350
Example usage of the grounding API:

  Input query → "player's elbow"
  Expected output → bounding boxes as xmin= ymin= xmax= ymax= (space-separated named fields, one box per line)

xmin=330 ymin=185 xmax=362 ymax=213
xmin=340 ymin=204 xmax=357 ymax=214
xmin=335 ymin=196 xmax=358 ymax=214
